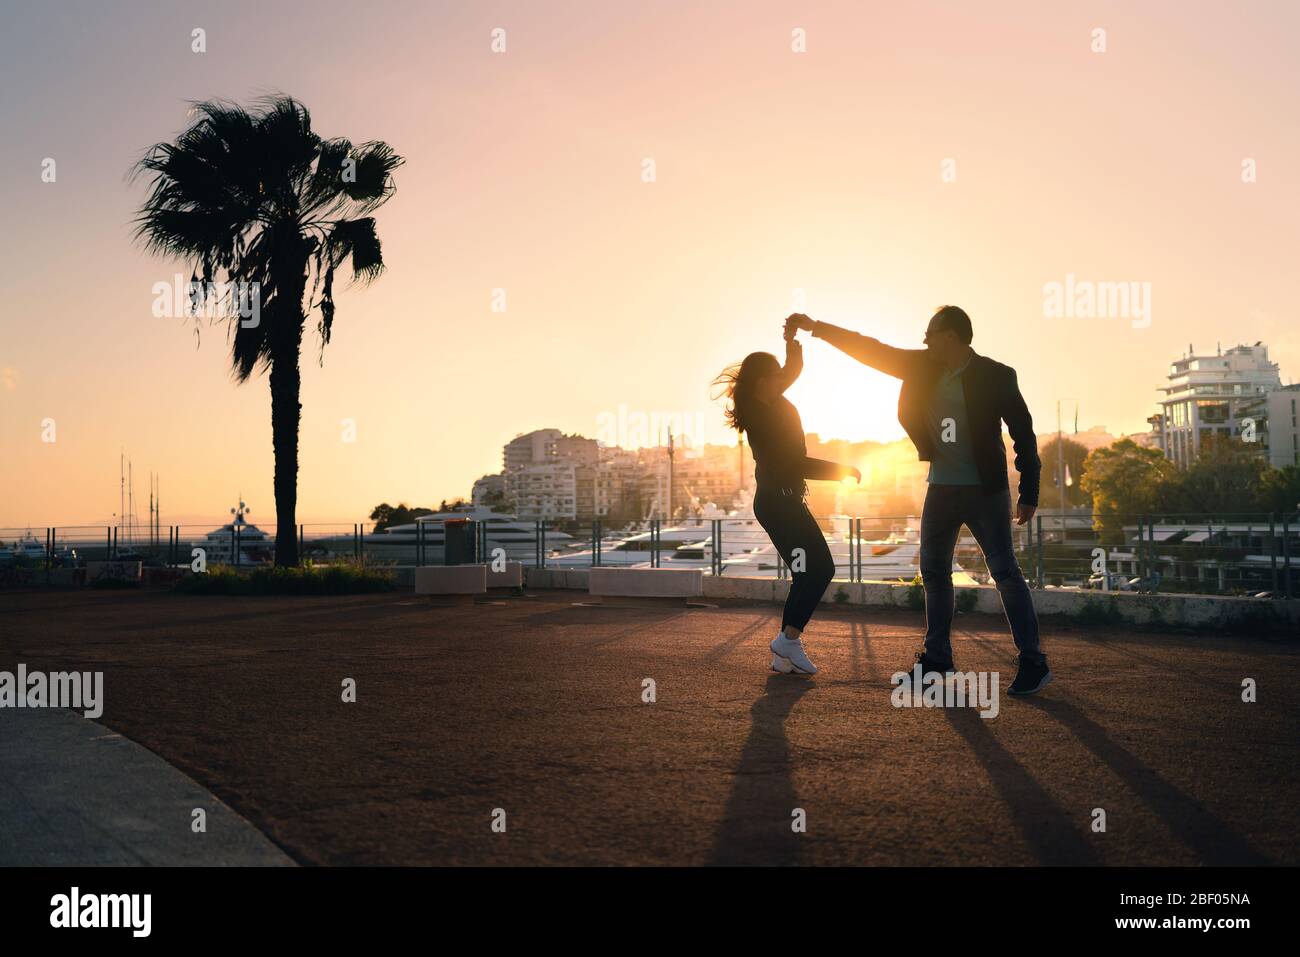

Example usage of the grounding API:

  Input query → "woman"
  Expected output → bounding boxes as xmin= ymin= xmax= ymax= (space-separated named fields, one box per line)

xmin=713 ymin=324 xmax=860 ymax=675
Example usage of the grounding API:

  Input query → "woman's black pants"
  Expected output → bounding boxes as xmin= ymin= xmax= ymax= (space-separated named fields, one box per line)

xmin=753 ymin=486 xmax=835 ymax=631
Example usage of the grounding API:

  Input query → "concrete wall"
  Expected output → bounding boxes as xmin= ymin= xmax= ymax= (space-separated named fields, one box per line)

xmin=524 ymin=568 xmax=1298 ymax=634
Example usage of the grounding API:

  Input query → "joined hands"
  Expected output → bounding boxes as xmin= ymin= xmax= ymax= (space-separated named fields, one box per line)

xmin=783 ymin=313 xmax=814 ymax=341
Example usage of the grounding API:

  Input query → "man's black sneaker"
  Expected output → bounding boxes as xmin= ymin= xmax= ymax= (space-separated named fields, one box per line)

xmin=1008 ymin=656 xmax=1053 ymax=695
xmin=909 ymin=651 xmax=956 ymax=678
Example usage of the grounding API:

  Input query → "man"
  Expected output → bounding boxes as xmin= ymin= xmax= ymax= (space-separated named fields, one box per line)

xmin=786 ymin=307 xmax=1052 ymax=695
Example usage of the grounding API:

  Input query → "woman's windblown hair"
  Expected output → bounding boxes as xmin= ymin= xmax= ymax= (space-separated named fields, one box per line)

xmin=712 ymin=351 xmax=780 ymax=434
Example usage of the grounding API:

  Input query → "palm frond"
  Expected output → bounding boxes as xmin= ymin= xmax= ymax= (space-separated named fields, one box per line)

xmin=131 ymin=95 xmax=401 ymax=376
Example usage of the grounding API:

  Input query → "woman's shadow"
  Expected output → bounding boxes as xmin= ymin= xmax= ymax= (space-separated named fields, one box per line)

xmin=709 ymin=674 xmax=815 ymax=866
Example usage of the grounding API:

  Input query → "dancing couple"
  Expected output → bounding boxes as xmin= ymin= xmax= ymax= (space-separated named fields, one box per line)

xmin=714 ymin=306 xmax=1052 ymax=696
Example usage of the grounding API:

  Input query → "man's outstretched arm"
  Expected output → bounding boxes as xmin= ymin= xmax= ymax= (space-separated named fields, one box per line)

xmin=787 ymin=314 xmax=928 ymax=380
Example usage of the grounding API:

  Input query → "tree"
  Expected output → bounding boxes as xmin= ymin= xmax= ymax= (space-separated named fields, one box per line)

xmin=1037 ymin=436 xmax=1091 ymax=509
xmin=133 ymin=97 xmax=403 ymax=565
xmin=1079 ymin=439 xmax=1175 ymax=544
xmin=369 ymin=502 xmax=434 ymax=532
xmin=1161 ymin=434 xmax=1268 ymax=515
xmin=1255 ymin=465 xmax=1300 ymax=515
xmin=479 ymin=487 xmax=514 ymax=512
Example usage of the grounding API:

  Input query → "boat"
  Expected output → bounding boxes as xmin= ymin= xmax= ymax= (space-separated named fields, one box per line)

xmin=191 ymin=500 xmax=275 ymax=566
xmin=1 ymin=530 xmax=47 ymax=564
xmin=371 ymin=504 xmax=574 ymax=562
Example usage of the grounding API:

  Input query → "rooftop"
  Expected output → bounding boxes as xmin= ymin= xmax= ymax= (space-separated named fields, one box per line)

xmin=1 ymin=588 xmax=1295 ymax=865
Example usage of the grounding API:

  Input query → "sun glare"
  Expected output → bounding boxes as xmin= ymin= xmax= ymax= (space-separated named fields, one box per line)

xmin=785 ymin=352 xmax=905 ymax=444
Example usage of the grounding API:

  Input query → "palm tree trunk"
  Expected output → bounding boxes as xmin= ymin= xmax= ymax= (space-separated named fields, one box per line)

xmin=269 ymin=243 xmax=309 ymax=567
xmin=270 ymin=356 xmax=301 ymax=566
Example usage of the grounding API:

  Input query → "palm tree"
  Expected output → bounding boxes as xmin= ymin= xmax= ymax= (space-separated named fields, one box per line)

xmin=132 ymin=96 xmax=403 ymax=565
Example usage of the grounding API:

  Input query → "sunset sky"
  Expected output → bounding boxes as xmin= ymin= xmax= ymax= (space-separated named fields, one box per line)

xmin=2 ymin=0 xmax=1297 ymax=527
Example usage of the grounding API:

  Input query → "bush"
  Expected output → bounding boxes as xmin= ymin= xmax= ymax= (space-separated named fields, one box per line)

xmin=904 ymin=574 xmax=925 ymax=611
xmin=1074 ymin=596 xmax=1125 ymax=627
xmin=174 ymin=560 xmax=396 ymax=596
xmin=955 ymin=589 xmax=979 ymax=614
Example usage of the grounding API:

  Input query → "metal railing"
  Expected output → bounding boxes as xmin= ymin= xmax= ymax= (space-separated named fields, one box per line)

xmin=3 ymin=511 xmax=1294 ymax=598
xmin=1032 ymin=511 xmax=1296 ymax=598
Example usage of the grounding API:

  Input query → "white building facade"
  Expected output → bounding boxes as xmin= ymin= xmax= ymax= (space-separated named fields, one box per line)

xmin=1266 ymin=384 xmax=1300 ymax=469
xmin=1155 ymin=343 xmax=1281 ymax=467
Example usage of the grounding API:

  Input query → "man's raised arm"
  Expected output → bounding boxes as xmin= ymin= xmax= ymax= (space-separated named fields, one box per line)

xmin=787 ymin=314 xmax=928 ymax=380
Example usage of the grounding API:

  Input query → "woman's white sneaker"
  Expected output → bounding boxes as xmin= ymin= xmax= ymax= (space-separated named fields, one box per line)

xmin=770 ymin=633 xmax=817 ymax=674
xmin=770 ymin=653 xmax=794 ymax=674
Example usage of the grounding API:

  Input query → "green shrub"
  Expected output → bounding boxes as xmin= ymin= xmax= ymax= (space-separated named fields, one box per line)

xmin=955 ymin=589 xmax=978 ymax=614
xmin=1074 ymin=597 xmax=1124 ymax=627
xmin=904 ymin=574 xmax=925 ymax=611
xmin=833 ymin=586 xmax=849 ymax=603
xmin=174 ymin=560 xmax=396 ymax=596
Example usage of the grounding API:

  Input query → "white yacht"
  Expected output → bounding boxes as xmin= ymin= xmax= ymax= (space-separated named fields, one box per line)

xmin=1 ymin=530 xmax=47 ymax=563
xmin=547 ymin=491 xmax=767 ymax=570
xmin=192 ymin=501 xmax=274 ymax=565
xmin=373 ymin=504 xmax=574 ymax=562
xmin=551 ymin=505 xmax=971 ymax=583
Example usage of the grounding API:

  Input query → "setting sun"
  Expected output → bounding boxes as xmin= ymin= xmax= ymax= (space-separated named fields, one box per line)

xmin=785 ymin=345 xmax=907 ymax=444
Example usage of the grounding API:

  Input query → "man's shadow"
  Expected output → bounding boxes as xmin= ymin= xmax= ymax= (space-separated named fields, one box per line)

xmin=1018 ymin=695 xmax=1270 ymax=865
xmin=944 ymin=705 xmax=1103 ymax=865
xmin=709 ymin=674 xmax=814 ymax=866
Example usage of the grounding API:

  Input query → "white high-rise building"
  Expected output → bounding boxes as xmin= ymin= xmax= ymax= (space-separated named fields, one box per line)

xmin=507 ymin=462 xmax=577 ymax=520
xmin=1154 ymin=343 xmax=1281 ymax=467
xmin=503 ymin=429 xmax=598 ymax=471
xmin=1266 ymin=384 xmax=1300 ymax=469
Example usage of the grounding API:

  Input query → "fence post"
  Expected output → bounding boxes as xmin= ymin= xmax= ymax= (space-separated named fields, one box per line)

xmin=539 ymin=520 xmax=547 ymax=569
xmin=1035 ymin=514 xmax=1043 ymax=587
xmin=1269 ymin=513 xmax=1278 ymax=594
xmin=1022 ymin=515 xmax=1031 ymax=587
xmin=1155 ymin=514 xmax=1163 ymax=589
xmin=592 ymin=520 xmax=600 ymax=568
xmin=1148 ymin=515 xmax=1158 ymax=591
xmin=1148 ymin=514 xmax=1155 ymax=585
xmin=1282 ymin=514 xmax=1292 ymax=600
xmin=1136 ymin=514 xmax=1146 ymax=583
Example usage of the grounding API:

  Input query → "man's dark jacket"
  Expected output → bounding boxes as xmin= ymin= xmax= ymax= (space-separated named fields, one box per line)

xmin=810 ymin=320 xmax=1041 ymax=507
